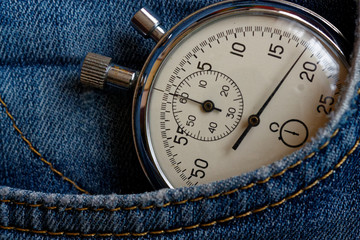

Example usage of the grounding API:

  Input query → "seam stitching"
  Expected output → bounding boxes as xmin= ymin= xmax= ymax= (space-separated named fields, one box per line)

xmin=0 ymin=128 xmax=339 ymax=212
xmin=0 ymin=129 xmax=339 ymax=211
xmin=0 ymin=87 xmax=358 ymax=211
xmin=0 ymin=94 xmax=89 ymax=195
xmin=0 ymin=134 xmax=358 ymax=237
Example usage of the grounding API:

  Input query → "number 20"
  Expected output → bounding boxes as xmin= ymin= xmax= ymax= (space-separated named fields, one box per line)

xmin=300 ymin=61 xmax=317 ymax=82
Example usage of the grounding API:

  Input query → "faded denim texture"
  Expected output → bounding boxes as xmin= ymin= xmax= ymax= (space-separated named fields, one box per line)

xmin=0 ymin=0 xmax=359 ymax=239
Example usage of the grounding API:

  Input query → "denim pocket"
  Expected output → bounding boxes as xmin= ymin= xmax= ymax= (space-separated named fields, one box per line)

xmin=1 ymin=0 xmax=359 ymax=239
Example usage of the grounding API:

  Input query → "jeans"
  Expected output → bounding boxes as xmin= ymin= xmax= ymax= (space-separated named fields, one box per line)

xmin=0 ymin=0 xmax=359 ymax=239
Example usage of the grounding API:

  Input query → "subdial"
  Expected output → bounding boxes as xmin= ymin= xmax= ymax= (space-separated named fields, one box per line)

xmin=172 ymin=70 xmax=244 ymax=141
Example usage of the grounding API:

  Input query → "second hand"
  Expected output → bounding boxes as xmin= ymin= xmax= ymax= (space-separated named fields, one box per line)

xmin=232 ymin=47 xmax=307 ymax=150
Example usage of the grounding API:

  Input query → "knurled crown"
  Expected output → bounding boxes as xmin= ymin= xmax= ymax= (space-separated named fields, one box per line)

xmin=80 ymin=53 xmax=112 ymax=89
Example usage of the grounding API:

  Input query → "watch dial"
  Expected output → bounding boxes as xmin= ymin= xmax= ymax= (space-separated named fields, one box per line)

xmin=145 ymin=12 xmax=348 ymax=188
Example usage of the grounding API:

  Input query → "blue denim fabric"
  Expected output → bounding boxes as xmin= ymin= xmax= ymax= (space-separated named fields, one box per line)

xmin=0 ymin=0 xmax=359 ymax=239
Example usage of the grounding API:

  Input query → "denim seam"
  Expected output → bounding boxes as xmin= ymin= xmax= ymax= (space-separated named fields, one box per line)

xmin=1 ymin=86 xmax=358 ymax=211
xmin=0 ymin=94 xmax=90 ymax=195
xmin=0 ymin=128 xmax=341 ymax=211
xmin=0 ymin=133 xmax=359 ymax=237
xmin=0 ymin=129 xmax=339 ymax=211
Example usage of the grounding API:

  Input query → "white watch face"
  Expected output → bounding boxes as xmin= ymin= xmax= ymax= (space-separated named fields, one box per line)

xmin=144 ymin=11 xmax=348 ymax=188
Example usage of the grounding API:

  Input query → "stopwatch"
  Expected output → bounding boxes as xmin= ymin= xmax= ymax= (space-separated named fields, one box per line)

xmin=80 ymin=0 xmax=349 ymax=189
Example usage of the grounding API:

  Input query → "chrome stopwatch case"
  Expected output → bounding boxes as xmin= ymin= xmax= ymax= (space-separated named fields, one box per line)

xmin=80 ymin=0 xmax=349 ymax=189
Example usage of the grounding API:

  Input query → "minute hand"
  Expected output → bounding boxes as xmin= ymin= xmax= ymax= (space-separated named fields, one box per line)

xmin=232 ymin=48 xmax=307 ymax=150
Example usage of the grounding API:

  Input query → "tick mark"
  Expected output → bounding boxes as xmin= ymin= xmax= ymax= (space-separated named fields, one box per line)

xmin=154 ymin=88 xmax=164 ymax=92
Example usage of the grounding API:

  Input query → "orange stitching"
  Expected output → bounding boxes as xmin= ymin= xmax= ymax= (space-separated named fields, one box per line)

xmin=0 ymin=94 xmax=89 ymax=195
xmin=0 ymin=88 xmax=357 ymax=212
xmin=1 ymin=134 xmax=358 ymax=237
xmin=0 ymin=128 xmax=340 ymax=212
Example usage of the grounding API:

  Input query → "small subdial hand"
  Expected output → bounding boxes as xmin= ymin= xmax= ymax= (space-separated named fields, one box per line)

xmin=171 ymin=70 xmax=243 ymax=141
xmin=170 ymin=92 xmax=222 ymax=112
xmin=284 ymin=129 xmax=300 ymax=136
xmin=232 ymin=48 xmax=307 ymax=150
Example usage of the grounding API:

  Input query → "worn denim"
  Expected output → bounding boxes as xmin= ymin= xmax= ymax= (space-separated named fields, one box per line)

xmin=0 ymin=0 xmax=359 ymax=239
